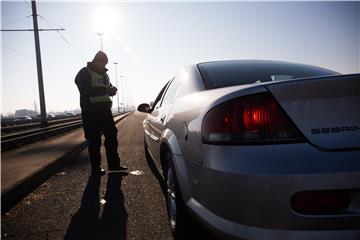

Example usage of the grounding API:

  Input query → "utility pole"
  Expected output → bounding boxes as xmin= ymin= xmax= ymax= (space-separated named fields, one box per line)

xmin=121 ymin=75 xmax=126 ymax=112
xmin=34 ymin=100 xmax=38 ymax=114
xmin=113 ymin=62 xmax=120 ymax=113
xmin=31 ymin=0 xmax=47 ymax=126
xmin=97 ymin=32 xmax=104 ymax=51
xmin=1 ymin=0 xmax=65 ymax=127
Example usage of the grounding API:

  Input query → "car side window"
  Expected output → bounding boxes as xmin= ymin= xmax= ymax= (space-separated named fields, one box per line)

xmin=161 ymin=76 xmax=181 ymax=107
xmin=152 ymin=81 xmax=170 ymax=110
xmin=153 ymin=97 xmax=162 ymax=110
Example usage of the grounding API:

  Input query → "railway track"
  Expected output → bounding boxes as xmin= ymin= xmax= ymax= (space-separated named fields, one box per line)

xmin=1 ymin=112 xmax=130 ymax=152
xmin=1 ymin=116 xmax=82 ymax=135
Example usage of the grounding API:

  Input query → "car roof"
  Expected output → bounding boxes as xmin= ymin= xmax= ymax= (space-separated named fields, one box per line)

xmin=196 ymin=59 xmax=331 ymax=70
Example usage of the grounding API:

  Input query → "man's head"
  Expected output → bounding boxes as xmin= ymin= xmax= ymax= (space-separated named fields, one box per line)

xmin=92 ymin=51 xmax=108 ymax=72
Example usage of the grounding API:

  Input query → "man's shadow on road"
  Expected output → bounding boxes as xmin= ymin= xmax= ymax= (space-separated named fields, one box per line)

xmin=65 ymin=172 xmax=128 ymax=240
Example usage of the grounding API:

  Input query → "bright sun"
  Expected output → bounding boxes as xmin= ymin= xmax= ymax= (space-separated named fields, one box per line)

xmin=92 ymin=7 xmax=119 ymax=35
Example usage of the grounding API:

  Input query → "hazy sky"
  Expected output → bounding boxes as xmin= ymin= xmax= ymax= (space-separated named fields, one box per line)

xmin=1 ymin=1 xmax=359 ymax=115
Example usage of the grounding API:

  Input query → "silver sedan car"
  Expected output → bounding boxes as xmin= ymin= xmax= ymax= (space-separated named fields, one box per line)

xmin=137 ymin=60 xmax=360 ymax=240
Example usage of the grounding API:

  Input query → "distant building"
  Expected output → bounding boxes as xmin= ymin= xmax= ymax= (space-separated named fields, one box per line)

xmin=15 ymin=109 xmax=38 ymax=118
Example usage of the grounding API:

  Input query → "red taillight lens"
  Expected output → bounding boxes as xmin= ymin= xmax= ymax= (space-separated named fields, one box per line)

xmin=202 ymin=92 xmax=305 ymax=144
xmin=291 ymin=190 xmax=350 ymax=215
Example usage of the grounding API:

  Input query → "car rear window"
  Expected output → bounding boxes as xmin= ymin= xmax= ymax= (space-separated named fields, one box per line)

xmin=197 ymin=60 xmax=338 ymax=89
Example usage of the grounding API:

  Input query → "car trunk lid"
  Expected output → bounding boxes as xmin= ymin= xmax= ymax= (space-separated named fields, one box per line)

xmin=266 ymin=74 xmax=360 ymax=150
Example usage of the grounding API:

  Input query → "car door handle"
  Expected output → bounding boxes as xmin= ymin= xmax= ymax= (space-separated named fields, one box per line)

xmin=160 ymin=115 xmax=166 ymax=123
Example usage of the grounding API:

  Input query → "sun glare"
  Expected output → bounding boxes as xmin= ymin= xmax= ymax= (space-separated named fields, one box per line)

xmin=92 ymin=6 xmax=119 ymax=35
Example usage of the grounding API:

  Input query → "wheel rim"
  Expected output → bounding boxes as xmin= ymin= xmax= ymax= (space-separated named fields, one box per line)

xmin=166 ymin=165 xmax=177 ymax=230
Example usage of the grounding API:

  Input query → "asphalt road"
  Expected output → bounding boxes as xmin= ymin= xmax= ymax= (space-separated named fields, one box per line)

xmin=1 ymin=112 xmax=216 ymax=240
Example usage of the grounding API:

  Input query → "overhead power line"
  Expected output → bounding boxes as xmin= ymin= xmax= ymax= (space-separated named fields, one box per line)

xmin=1 ymin=28 xmax=65 ymax=31
xmin=1 ymin=15 xmax=32 ymax=28
xmin=23 ymin=0 xmax=32 ymax=9
xmin=1 ymin=0 xmax=66 ymax=127
xmin=38 ymin=15 xmax=71 ymax=46
xmin=37 ymin=14 xmax=83 ymax=59
xmin=1 ymin=44 xmax=34 ymax=62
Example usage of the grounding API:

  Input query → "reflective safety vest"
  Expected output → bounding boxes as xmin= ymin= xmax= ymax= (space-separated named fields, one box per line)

xmin=88 ymin=69 xmax=112 ymax=104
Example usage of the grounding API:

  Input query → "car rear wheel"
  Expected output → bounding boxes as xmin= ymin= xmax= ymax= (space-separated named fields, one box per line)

xmin=164 ymin=151 xmax=189 ymax=239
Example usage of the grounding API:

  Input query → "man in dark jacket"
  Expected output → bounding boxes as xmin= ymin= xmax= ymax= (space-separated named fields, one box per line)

xmin=75 ymin=51 xmax=127 ymax=175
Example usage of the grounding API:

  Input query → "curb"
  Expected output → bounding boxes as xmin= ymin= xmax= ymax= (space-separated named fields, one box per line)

xmin=1 ymin=112 xmax=133 ymax=214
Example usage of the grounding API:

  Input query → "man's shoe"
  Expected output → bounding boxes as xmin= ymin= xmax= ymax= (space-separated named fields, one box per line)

xmin=118 ymin=165 xmax=128 ymax=171
xmin=108 ymin=164 xmax=127 ymax=171
xmin=91 ymin=167 xmax=106 ymax=176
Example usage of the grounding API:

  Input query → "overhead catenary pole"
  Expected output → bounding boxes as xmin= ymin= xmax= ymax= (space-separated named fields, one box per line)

xmin=113 ymin=62 xmax=120 ymax=113
xmin=97 ymin=32 xmax=104 ymax=51
xmin=1 ymin=0 xmax=65 ymax=127
xmin=31 ymin=0 xmax=47 ymax=127
xmin=121 ymin=75 xmax=125 ymax=112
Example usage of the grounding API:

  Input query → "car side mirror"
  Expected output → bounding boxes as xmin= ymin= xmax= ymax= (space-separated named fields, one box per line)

xmin=137 ymin=103 xmax=151 ymax=113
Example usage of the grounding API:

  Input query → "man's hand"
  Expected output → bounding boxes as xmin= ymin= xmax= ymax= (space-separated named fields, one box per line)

xmin=108 ymin=86 xmax=117 ymax=96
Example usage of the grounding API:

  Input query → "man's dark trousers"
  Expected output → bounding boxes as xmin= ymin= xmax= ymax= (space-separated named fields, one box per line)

xmin=81 ymin=106 xmax=120 ymax=170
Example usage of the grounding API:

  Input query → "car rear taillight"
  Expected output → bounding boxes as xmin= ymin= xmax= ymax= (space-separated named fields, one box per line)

xmin=202 ymin=92 xmax=305 ymax=144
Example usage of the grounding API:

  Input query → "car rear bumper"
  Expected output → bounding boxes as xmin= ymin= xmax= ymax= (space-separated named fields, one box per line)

xmin=187 ymin=198 xmax=360 ymax=240
xmin=182 ymin=143 xmax=360 ymax=239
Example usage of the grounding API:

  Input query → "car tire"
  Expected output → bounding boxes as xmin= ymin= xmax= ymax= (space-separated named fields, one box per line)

xmin=164 ymin=151 xmax=190 ymax=240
